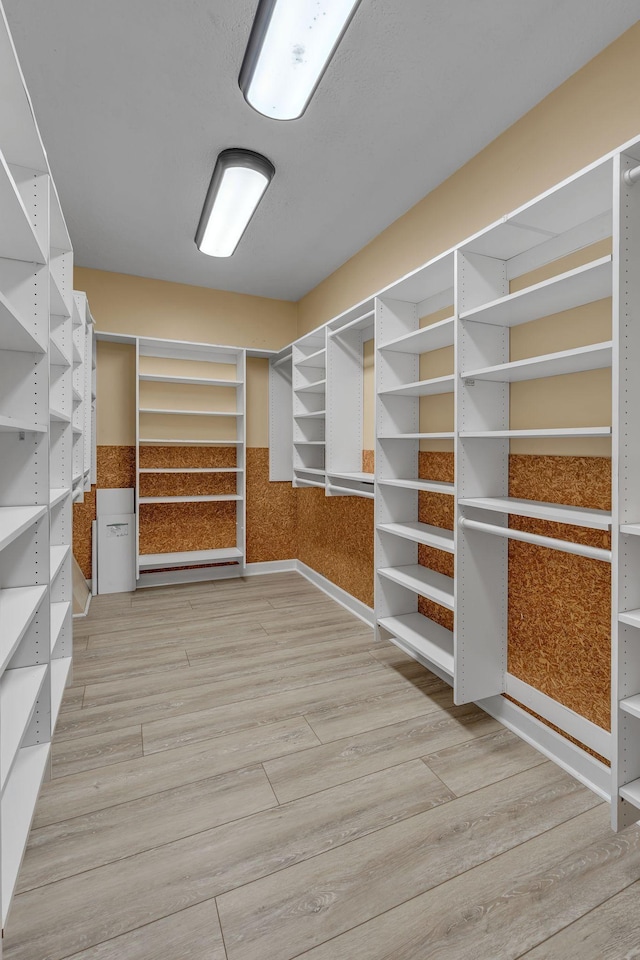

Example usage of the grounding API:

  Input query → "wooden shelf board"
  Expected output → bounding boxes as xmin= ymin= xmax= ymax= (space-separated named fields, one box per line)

xmin=139 ymin=408 xmax=242 ymax=418
xmin=0 ymin=153 xmax=47 ymax=264
xmin=462 ymin=341 xmax=612 ymax=383
xmin=379 ymin=613 xmax=454 ymax=676
xmin=0 ymin=585 xmax=47 ymax=676
xmin=50 ymin=656 xmax=72 ymax=732
xmin=139 ymin=374 xmax=242 ymax=387
xmin=139 ymin=495 xmax=241 ymax=504
xmin=0 ymin=505 xmax=46 ymax=553
xmin=378 ymin=478 xmax=455 ymax=495
xmin=139 ymin=439 xmax=241 ymax=446
xmin=620 ymin=695 xmax=640 ymax=721
xmin=460 ymin=427 xmax=611 ymax=439
xmin=138 ymin=467 xmax=242 ymax=474
xmin=295 ymin=379 xmax=326 ymax=395
xmin=619 ymin=609 xmax=640 ymax=629
xmin=620 ymin=778 xmax=640 ymax=809
xmin=1 ymin=741 xmax=50 ymax=925
xmin=0 ymin=414 xmax=46 ymax=434
xmin=379 ymin=316 xmax=455 ymax=355
xmin=459 ymin=496 xmax=611 ymax=530
xmin=138 ymin=547 xmax=243 ymax=571
xmin=1 ymin=662 xmax=48 ymax=790
xmin=460 ymin=256 xmax=612 ymax=327
xmin=379 ymin=432 xmax=455 ymax=440
xmin=380 ymin=374 xmax=455 ymax=398
xmin=49 ymin=488 xmax=70 ymax=508
xmin=328 ymin=472 xmax=374 ymax=484
xmin=378 ymin=564 xmax=454 ymax=610
xmin=378 ymin=521 xmax=455 ymax=553
xmin=50 ymin=543 xmax=70 ymax=581
xmin=0 ymin=290 xmax=45 ymax=354
xmin=50 ymin=601 xmax=70 ymax=655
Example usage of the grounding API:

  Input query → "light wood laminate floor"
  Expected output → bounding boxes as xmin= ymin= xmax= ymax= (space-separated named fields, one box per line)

xmin=5 ymin=573 xmax=640 ymax=959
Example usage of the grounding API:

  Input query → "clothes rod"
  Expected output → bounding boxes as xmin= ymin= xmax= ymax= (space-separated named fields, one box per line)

xmin=623 ymin=163 xmax=640 ymax=186
xmin=458 ymin=517 xmax=611 ymax=562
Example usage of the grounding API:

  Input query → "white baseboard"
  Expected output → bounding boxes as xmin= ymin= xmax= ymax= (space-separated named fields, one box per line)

xmin=72 ymin=588 xmax=92 ymax=619
xmin=295 ymin=561 xmax=375 ymax=626
xmin=478 ymin=692 xmax=612 ymax=802
xmin=244 ymin=559 xmax=297 ymax=576
xmin=136 ymin=565 xmax=244 ymax=588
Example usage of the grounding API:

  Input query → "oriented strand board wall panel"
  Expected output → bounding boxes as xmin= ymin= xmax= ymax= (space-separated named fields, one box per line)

xmin=246 ymin=448 xmax=297 ymax=563
xmin=417 ymin=452 xmax=455 ymax=630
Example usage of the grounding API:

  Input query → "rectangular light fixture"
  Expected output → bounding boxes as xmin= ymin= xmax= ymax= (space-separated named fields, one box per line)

xmin=239 ymin=0 xmax=362 ymax=121
xmin=195 ymin=149 xmax=275 ymax=258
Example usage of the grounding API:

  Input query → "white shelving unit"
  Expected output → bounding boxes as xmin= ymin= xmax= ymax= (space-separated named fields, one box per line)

xmin=326 ymin=303 xmax=375 ymax=499
xmin=135 ymin=337 xmax=246 ymax=585
xmin=292 ymin=328 xmax=327 ymax=490
xmin=375 ymin=251 xmax=456 ymax=682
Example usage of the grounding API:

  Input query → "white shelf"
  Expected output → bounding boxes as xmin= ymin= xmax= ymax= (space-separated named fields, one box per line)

xmin=378 ymin=564 xmax=455 ymax=610
xmin=0 ymin=505 xmax=46 ymax=553
xmin=139 ymin=374 xmax=242 ymax=387
xmin=329 ymin=310 xmax=374 ymax=338
xmin=0 ymin=585 xmax=47 ymax=676
xmin=49 ymin=406 xmax=70 ymax=423
xmin=294 ymin=411 xmax=326 ymax=420
xmin=49 ymin=273 xmax=69 ymax=318
xmin=296 ymin=348 xmax=326 ymax=369
xmin=1 ymin=741 xmax=50 ymax=924
xmin=294 ymin=467 xmax=325 ymax=477
xmin=50 ymin=601 xmax=70 ymax=654
xmin=72 ymin=471 xmax=84 ymax=485
xmin=328 ymin=472 xmax=374 ymax=484
xmin=462 ymin=341 xmax=612 ymax=383
xmin=379 ymin=316 xmax=455 ymax=354
xmin=138 ymin=467 xmax=242 ymax=474
xmin=138 ymin=547 xmax=244 ymax=571
xmin=72 ymin=386 xmax=82 ymax=402
xmin=379 ymin=432 xmax=455 ymax=440
xmin=139 ymin=408 xmax=242 ymax=418
xmin=619 ymin=609 xmax=640 ymax=629
xmin=0 ymin=290 xmax=44 ymax=354
xmin=138 ymin=495 xmax=242 ymax=504
xmin=620 ymin=695 xmax=640 ymax=720
xmin=460 ymin=256 xmax=612 ymax=327
xmin=50 ymin=544 xmax=70 ymax=581
xmin=295 ymin=379 xmax=326 ymax=395
xmin=378 ymin=521 xmax=455 ymax=552
xmin=139 ymin=438 xmax=241 ymax=446
xmin=0 ymin=414 xmax=46 ymax=434
xmin=460 ymin=426 xmax=611 ymax=439
xmin=378 ymin=613 xmax=454 ymax=676
xmin=49 ymin=488 xmax=70 ymax=508
xmin=294 ymin=440 xmax=325 ymax=446
xmin=619 ymin=779 xmax=640 ymax=810
xmin=0 ymin=152 xmax=47 ymax=264
xmin=1 ymin=663 xmax=48 ymax=790
xmin=72 ymin=341 xmax=82 ymax=363
xmin=49 ymin=336 xmax=70 ymax=368
xmin=50 ymin=656 xmax=72 ymax=731
xmin=379 ymin=374 xmax=455 ymax=397
xmin=620 ymin=524 xmax=640 ymax=536
xmin=72 ymin=425 xmax=82 ymax=436
xmin=459 ymin=496 xmax=611 ymax=530
xmin=296 ymin=478 xmax=326 ymax=490
xmin=329 ymin=483 xmax=374 ymax=499
xmin=378 ymin=478 xmax=455 ymax=495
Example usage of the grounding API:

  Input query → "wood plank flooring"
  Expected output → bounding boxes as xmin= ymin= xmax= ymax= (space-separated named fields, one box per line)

xmin=4 ymin=572 xmax=640 ymax=959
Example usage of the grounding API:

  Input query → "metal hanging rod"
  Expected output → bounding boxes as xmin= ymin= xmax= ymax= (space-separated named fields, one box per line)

xmin=458 ymin=517 xmax=611 ymax=563
xmin=623 ymin=163 xmax=640 ymax=186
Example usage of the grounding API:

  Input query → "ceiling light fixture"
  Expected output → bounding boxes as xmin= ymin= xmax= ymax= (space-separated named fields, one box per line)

xmin=239 ymin=0 xmax=362 ymax=121
xmin=195 ymin=149 xmax=275 ymax=257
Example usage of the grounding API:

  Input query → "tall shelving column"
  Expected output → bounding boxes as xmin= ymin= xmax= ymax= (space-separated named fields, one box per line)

xmin=375 ymin=252 xmax=456 ymax=681
xmin=71 ymin=291 xmax=93 ymax=502
xmin=136 ymin=337 xmax=246 ymax=585
xmin=292 ymin=328 xmax=327 ymax=490
xmin=326 ymin=304 xmax=375 ymax=500
xmin=612 ymin=144 xmax=640 ymax=830
xmin=269 ymin=346 xmax=293 ymax=481
xmin=455 ymin=157 xmax=614 ymax=733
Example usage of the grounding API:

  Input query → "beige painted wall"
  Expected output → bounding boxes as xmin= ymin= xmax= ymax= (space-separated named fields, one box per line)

xmin=77 ymin=267 xmax=298 ymax=447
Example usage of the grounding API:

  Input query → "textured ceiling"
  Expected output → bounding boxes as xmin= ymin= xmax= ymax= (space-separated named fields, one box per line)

xmin=4 ymin=1 xmax=639 ymax=301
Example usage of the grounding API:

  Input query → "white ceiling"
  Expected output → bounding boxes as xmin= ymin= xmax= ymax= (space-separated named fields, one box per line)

xmin=4 ymin=1 xmax=639 ymax=301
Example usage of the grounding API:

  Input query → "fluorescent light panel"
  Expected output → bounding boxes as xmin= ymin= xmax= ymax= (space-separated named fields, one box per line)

xmin=240 ymin=0 xmax=362 ymax=120
xmin=196 ymin=149 xmax=275 ymax=258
